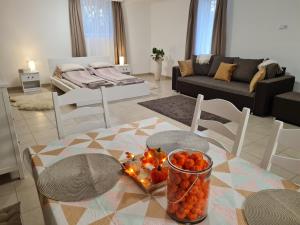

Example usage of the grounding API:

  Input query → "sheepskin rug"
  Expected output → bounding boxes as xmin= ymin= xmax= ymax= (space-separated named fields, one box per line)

xmin=10 ymin=92 xmax=53 ymax=111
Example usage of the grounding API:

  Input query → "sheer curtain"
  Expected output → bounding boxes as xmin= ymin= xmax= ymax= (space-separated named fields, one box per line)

xmin=81 ymin=0 xmax=114 ymax=60
xmin=194 ymin=0 xmax=217 ymax=55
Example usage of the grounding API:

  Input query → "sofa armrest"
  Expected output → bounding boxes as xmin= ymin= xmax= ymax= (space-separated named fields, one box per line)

xmin=254 ymin=75 xmax=295 ymax=116
xmin=172 ymin=66 xmax=181 ymax=90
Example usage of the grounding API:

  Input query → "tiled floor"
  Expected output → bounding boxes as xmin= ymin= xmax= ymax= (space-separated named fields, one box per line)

xmin=1 ymin=74 xmax=299 ymax=225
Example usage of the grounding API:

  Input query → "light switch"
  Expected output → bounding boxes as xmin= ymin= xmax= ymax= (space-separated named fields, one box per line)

xmin=279 ymin=25 xmax=288 ymax=30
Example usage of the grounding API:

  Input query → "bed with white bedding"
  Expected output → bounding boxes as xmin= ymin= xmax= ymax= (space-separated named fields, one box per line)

xmin=61 ymin=69 xmax=113 ymax=88
xmin=48 ymin=57 xmax=150 ymax=102
xmin=89 ymin=66 xmax=144 ymax=85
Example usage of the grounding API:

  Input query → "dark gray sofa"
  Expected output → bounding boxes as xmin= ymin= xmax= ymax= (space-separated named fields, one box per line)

xmin=172 ymin=56 xmax=295 ymax=116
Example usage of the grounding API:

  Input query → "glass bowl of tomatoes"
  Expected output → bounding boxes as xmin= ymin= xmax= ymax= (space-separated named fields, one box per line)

xmin=166 ymin=149 xmax=213 ymax=224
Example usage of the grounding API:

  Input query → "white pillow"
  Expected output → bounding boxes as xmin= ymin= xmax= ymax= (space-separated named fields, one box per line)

xmin=196 ymin=54 xmax=212 ymax=64
xmin=258 ymin=59 xmax=278 ymax=69
xmin=58 ymin=63 xmax=85 ymax=72
xmin=89 ymin=62 xmax=113 ymax=68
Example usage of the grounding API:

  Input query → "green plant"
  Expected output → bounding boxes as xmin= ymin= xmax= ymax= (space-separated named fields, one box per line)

xmin=151 ymin=48 xmax=165 ymax=61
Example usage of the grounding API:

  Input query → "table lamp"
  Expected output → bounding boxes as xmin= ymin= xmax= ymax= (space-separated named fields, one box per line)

xmin=28 ymin=60 xmax=36 ymax=72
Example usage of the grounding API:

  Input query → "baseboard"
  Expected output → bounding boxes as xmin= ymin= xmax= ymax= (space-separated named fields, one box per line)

xmin=7 ymin=83 xmax=51 ymax=92
xmin=134 ymin=73 xmax=171 ymax=79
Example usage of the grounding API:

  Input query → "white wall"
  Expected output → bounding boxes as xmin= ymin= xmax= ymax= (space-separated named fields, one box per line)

xmin=2 ymin=0 xmax=299 ymax=87
xmin=123 ymin=0 xmax=151 ymax=74
xmin=0 ymin=0 xmax=72 ymax=87
xmin=227 ymin=0 xmax=300 ymax=89
xmin=150 ymin=0 xmax=190 ymax=77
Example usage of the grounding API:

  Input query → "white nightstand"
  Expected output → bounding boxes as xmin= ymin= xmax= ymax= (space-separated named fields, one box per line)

xmin=19 ymin=70 xmax=41 ymax=93
xmin=114 ymin=64 xmax=131 ymax=75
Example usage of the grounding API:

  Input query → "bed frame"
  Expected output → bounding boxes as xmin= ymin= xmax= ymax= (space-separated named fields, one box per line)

xmin=48 ymin=57 xmax=150 ymax=102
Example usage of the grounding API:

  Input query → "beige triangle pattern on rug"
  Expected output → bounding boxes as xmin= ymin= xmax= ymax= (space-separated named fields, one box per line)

xmin=281 ymin=180 xmax=300 ymax=190
xmin=135 ymin=129 xmax=149 ymax=136
xmin=151 ymin=189 xmax=166 ymax=197
xmin=98 ymin=134 xmax=116 ymax=141
xmin=141 ymin=124 xmax=156 ymax=130
xmin=236 ymin=208 xmax=248 ymax=225
xmin=145 ymin=197 xmax=168 ymax=219
xmin=31 ymin=145 xmax=47 ymax=153
xmin=118 ymin=128 xmax=136 ymax=133
xmin=116 ymin=192 xmax=148 ymax=211
xmin=88 ymin=141 xmax=103 ymax=149
xmin=86 ymin=132 xmax=99 ymax=140
xmin=40 ymin=148 xmax=65 ymax=156
xmin=235 ymin=189 xmax=254 ymax=198
xmin=130 ymin=122 xmax=140 ymax=128
xmin=107 ymin=150 xmax=124 ymax=160
xmin=32 ymin=155 xmax=43 ymax=167
xmin=155 ymin=118 xmax=164 ymax=124
xmin=210 ymin=175 xmax=231 ymax=188
xmin=89 ymin=213 xmax=115 ymax=225
xmin=69 ymin=139 xmax=90 ymax=146
xmin=214 ymin=161 xmax=230 ymax=173
xmin=61 ymin=205 xmax=86 ymax=225
xmin=226 ymin=152 xmax=235 ymax=160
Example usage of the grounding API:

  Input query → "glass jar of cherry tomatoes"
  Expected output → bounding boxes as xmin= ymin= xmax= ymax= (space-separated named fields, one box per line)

xmin=167 ymin=149 xmax=213 ymax=224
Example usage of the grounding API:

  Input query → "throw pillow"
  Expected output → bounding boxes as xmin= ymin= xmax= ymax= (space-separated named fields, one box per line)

xmin=178 ymin=60 xmax=194 ymax=77
xmin=265 ymin=63 xmax=283 ymax=79
xmin=89 ymin=62 xmax=113 ymax=69
xmin=192 ymin=55 xmax=215 ymax=75
xmin=214 ymin=63 xmax=237 ymax=81
xmin=58 ymin=63 xmax=85 ymax=72
xmin=208 ymin=56 xmax=236 ymax=76
xmin=249 ymin=67 xmax=266 ymax=93
xmin=232 ymin=58 xmax=264 ymax=83
xmin=0 ymin=202 xmax=22 ymax=225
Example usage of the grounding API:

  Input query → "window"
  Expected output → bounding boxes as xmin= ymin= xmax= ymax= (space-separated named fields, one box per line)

xmin=194 ymin=0 xmax=217 ymax=55
xmin=81 ymin=0 xmax=114 ymax=59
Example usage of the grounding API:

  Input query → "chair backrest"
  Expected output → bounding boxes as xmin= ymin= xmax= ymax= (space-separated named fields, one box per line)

xmin=261 ymin=120 xmax=300 ymax=173
xmin=191 ymin=94 xmax=250 ymax=156
xmin=52 ymin=87 xmax=111 ymax=139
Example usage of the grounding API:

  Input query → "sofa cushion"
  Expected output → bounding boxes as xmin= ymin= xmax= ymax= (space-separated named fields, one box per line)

xmin=192 ymin=55 xmax=215 ymax=75
xmin=265 ymin=63 xmax=283 ymax=79
xmin=178 ymin=60 xmax=193 ymax=77
xmin=232 ymin=58 xmax=263 ymax=83
xmin=214 ymin=63 xmax=237 ymax=81
xmin=208 ymin=56 xmax=236 ymax=76
xmin=178 ymin=75 xmax=254 ymax=97
xmin=249 ymin=67 xmax=266 ymax=93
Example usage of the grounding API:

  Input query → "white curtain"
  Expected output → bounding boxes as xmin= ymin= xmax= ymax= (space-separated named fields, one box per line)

xmin=81 ymin=0 xmax=114 ymax=60
xmin=194 ymin=0 xmax=217 ymax=55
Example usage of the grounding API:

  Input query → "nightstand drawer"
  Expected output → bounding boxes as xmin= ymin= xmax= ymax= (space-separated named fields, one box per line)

xmin=119 ymin=67 xmax=130 ymax=73
xmin=114 ymin=65 xmax=131 ymax=74
xmin=21 ymin=73 xmax=39 ymax=81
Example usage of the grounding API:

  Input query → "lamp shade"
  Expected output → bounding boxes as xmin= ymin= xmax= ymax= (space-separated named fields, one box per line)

xmin=28 ymin=60 xmax=36 ymax=72
xmin=119 ymin=56 xmax=125 ymax=66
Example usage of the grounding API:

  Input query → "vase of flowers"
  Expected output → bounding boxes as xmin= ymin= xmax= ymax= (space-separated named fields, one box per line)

xmin=151 ymin=48 xmax=165 ymax=81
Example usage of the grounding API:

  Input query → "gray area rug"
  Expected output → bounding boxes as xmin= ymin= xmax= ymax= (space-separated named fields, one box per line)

xmin=138 ymin=95 xmax=229 ymax=130
xmin=37 ymin=153 xmax=122 ymax=202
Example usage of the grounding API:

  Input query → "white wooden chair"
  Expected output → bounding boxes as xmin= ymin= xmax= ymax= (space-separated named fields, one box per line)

xmin=52 ymin=87 xmax=111 ymax=139
xmin=191 ymin=94 xmax=250 ymax=156
xmin=260 ymin=120 xmax=300 ymax=173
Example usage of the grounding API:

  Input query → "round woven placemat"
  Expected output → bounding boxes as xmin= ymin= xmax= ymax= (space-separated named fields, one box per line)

xmin=244 ymin=189 xmax=300 ymax=225
xmin=146 ymin=130 xmax=209 ymax=153
xmin=37 ymin=153 xmax=122 ymax=202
